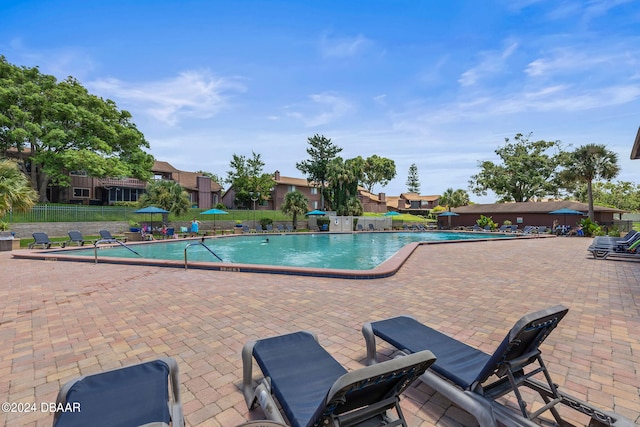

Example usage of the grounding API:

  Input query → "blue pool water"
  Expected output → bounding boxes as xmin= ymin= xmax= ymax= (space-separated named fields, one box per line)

xmin=63 ymin=232 xmax=510 ymax=270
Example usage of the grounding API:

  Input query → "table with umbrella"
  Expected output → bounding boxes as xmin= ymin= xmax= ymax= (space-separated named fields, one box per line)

xmin=548 ymin=208 xmax=585 ymax=235
xmin=135 ymin=206 xmax=170 ymax=237
xmin=438 ymin=211 xmax=459 ymax=229
xmin=201 ymin=208 xmax=229 ymax=233
xmin=305 ymin=210 xmax=327 ymax=230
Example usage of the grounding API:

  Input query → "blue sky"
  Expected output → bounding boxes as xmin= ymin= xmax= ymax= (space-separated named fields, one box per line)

xmin=1 ymin=0 xmax=639 ymax=202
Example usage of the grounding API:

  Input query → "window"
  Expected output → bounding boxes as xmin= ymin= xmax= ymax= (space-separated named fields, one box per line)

xmin=70 ymin=170 xmax=87 ymax=176
xmin=288 ymin=185 xmax=296 ymax=192
xmin=310 ymin=187 xmax=318 ymax=195
xmin=73 ymin=187 xmax=90 ymax=198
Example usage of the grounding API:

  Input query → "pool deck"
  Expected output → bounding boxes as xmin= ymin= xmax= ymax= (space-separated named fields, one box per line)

xmin=1 ymin=237 xmax=639 ymax=426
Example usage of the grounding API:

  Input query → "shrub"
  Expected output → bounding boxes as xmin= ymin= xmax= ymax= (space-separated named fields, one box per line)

xmin=579 ymin=218 xmax=600 ymax=237
xmin=260 ymin=217 xmax=273 ymax=228
xmin=476 ymin=215 xmax=497 ymax=230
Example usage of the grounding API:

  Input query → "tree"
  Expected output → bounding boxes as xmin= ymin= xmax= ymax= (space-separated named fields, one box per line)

xmin=296 ymin=134 xmax=342 ymax=209
xmin=137 ymin=179 xmax=190 ymax=216
xmin=225 ymin=152 xmax=275 ymax=208
xmin=406 ymin=163 xmax=420 ymax=193
xmin=574 ymin=181 xmax=640 ymax=212
xmin=0 ymin=56 xmax=154 ymax=201
xmin=326 ymin=156 xmax=364 ymax=216
xmin=468 ymin=133 xmax=567 ymax=202
xmin=362 ymin=155 xmax=396 ymax=192
xmin=280 ymin=190 xmax=308 ymax=230
xmin=561 ymin=144 xmax=620 ymax=221
xmin=0 ymin=158 xmax=38 ymax=218
xmin=439 ymin=188 xmax=470 ymax=211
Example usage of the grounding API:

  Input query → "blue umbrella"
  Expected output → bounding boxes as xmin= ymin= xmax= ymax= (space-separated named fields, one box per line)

xmin=549 ymin=207 xmax=585 ymax=228
xmin=384 ymin=211 xmax=401 ymax=216
xmin=201 ymin=208 xmax=229 ymax=227
xmin=305 ymin=210 xmax=326 ymax=216
xmin=135 ymin=206 xmax=170 ymax=232
xmin=438 ymin=211 xmax=459 ymax=228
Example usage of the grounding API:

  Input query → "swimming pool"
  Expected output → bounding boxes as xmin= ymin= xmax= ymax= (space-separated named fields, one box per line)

xmin=17 ymin=231 xmax=520 ymax=279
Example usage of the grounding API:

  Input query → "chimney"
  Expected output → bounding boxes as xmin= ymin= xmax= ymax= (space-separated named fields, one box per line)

xmin=378 ymin=192 xmax=386 ymax=202
xmin=274 ymin=170 xmax=281 ymax=181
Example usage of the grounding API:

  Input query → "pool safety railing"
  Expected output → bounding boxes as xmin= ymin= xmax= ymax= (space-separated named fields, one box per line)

xmin=184 ymin=239 xmax=223 ymax=269
xmin=93 ymin=239 xmax=141 ymax=263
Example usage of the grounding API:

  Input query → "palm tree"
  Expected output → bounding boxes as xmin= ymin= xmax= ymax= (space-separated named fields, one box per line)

xmin=438 ymin=188 xmax=470 ymax=228
xmin=439 ymin=188 xmax=470 ymax=212
xmin=138 ymin=179 xmax=191 ymax=216
xmin=562 ymin=144 xmax=619 ymax=221
xmin=281 ymin=191 xmax=308 ymax=230
xmin=0 ymin=159 xmax=38 ymax=222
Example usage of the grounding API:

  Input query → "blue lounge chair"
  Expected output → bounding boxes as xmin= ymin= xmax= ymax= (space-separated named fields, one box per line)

xmin=53 ymin=357 xmax=183 ymax=427
xmin=98 ymin=230 xmax=127 ymax=243
xmin=66 ymin=230 xmax=96 ymax=247
xmin=242 ymin=330 xmax=436 ymax=427
xmin=362 ymin=306 xmax=633 ymax=427
xmin=28 ymin=232 xmax=66 ymax=249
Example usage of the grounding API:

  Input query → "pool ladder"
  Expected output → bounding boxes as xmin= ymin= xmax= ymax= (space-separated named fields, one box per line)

xmin=184 ymin=238 xmax=223 ymax=269
xmin=93 ymin=239 xmax=141 ymax=263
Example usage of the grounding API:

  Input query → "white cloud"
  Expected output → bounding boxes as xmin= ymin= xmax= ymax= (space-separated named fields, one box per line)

xmin=458 ymin=40 xmax=519 ymax=87
xmin=285 ymin=92 xmax=354 ymax=127
xmin=88 ymin=70 xmax=246 ymax=126
xmin=319 ymin=33 xmax=372 ymax=58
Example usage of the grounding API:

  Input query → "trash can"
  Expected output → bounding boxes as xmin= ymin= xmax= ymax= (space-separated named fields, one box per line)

xmin=0 ymin=231 xmax=14 ymax=252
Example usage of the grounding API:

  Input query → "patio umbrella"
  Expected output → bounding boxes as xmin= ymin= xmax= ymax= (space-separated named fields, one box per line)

xmin=201 ymin=208 xmax=228 ymax=228
xmin=438 ymin=211 xmax=459 ymax=228
xmin=548 ymin=208 xmax=585 ymax=227
xmin=384 ymin=211 xmax=401 ymax=216
xmin=305 ymin=209 xmax=326 ymax=216
xmin=135 ymin=206 xmax=170 ymax=232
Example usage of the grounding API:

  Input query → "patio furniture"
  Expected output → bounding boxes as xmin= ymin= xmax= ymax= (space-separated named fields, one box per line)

xmin=53 ymin=357 xmax=183 ymax=427
xmin=362 ymin=306 xmax=633 ymax=427
xmin=98 ymin=230 xmax=127 ymax=243
xmin=242 ymin=330 xmax=436 ymax=427
xmin=66 ymin=231 xmax=97 ymax=246
xmin=28 ymin=232 xmax=66 ymax=249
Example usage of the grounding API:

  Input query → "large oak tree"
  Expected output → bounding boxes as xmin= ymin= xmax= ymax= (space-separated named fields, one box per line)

xmin=0 ymin=56 xmax=154 ymax=201
xmin=468 ymin=133 xmax=567 ymax=202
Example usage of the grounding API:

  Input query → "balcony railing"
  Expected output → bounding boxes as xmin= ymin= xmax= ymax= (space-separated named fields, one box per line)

xmin=98 ymin=177 xmax=148 ymax=188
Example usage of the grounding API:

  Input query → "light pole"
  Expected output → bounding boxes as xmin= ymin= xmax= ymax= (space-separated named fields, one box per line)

xmin=250 ymin=191 xmax=260 ymax=228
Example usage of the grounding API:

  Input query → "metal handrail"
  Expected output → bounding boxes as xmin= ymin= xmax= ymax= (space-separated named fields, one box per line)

xmin=93 ymin=238 xmax=141 ymax=263
xmin=184 ymin=238 xmax=223 ymax=269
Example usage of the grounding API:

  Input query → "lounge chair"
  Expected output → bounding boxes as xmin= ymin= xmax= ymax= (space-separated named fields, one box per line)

xmin=242 ymin=330 xmax=436 ymax=427
xmin=66 ymin=230 xmax=96 ymax=246
xmin=368 ymin=223 xmax=376 ymax=231
xmin=28 ymin=232 xmax=66 ymax=249
xmin=362 ymin=306 xmax=633 ymax=427
xmin=255 ymin=224 xmax=264 ymax=233
xmin=98 ymin=230 xmax=127 ymax=243
xmin=285 ymin=224 xmax=293 ymax=232
xmin=266 ymin=224 xmax=274 ymax=233
xmin=276 ymin=224 xmax=285 ymax=232
xmin=588 ymin=232 xmax=640 ymax=259
xmin=53 ymin=357 xmax=183 ymax=427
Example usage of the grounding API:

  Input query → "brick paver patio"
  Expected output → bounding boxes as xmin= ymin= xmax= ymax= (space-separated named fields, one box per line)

xmin=1 ymin=236 xmax=638 ymax=426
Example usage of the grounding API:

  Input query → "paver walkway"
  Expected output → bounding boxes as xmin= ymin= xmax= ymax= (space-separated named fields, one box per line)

xmin=1 ymin=237 xmax=638 ymax=426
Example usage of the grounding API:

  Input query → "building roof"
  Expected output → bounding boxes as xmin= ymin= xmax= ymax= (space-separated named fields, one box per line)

xmin=152 ymin=160 xmax=180 ymax=173
xmin=152 ymin=160 xmax=222 ymax=192
xmin=631 ymin=127 xmax=640 ymax=160
xmin=400 ymin=192 xmax=440 ymax=202
xmin=452 ymin=200 xmax=624 ymax=214
xmin=275 ymin=175 xmax=316 ymax=187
